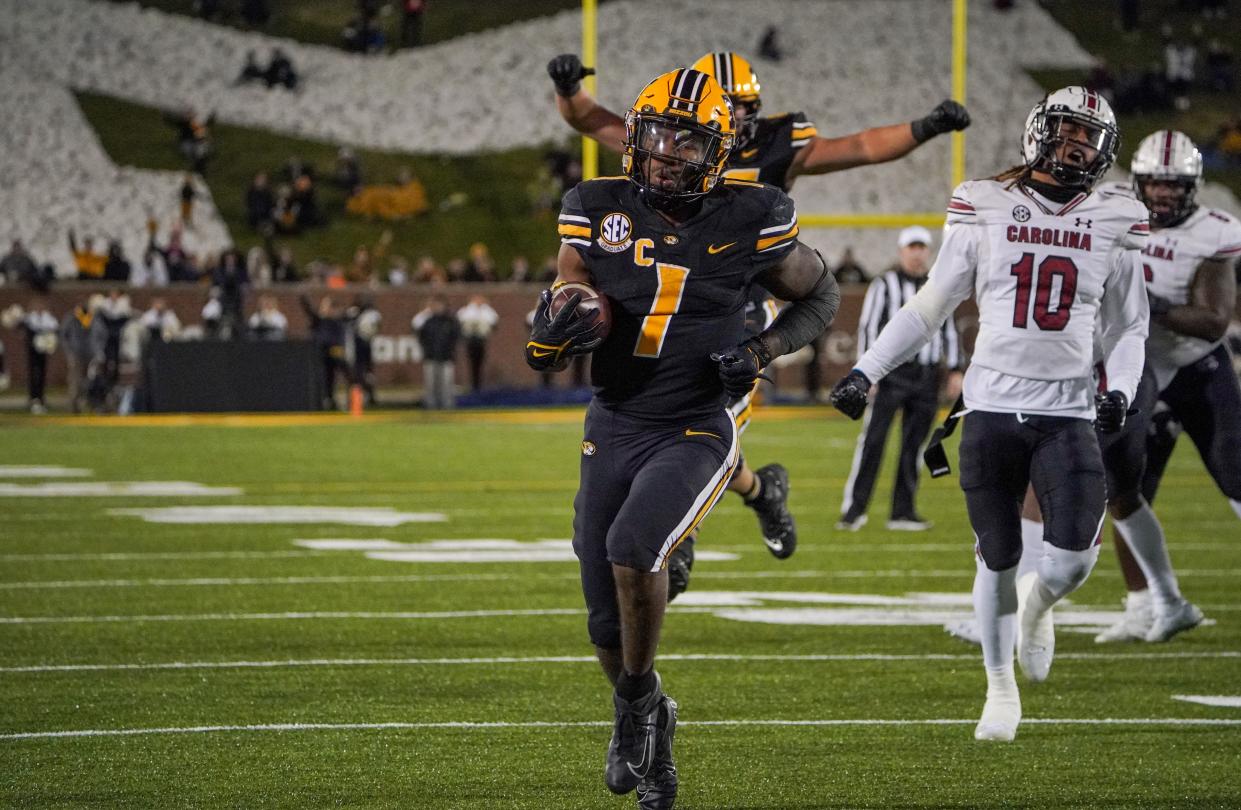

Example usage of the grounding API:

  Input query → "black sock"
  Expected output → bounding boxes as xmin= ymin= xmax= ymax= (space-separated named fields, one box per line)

xmin=616 ymin=668 xmax=657 ymax=701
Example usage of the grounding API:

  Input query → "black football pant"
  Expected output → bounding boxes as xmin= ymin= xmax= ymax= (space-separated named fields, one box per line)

xmin=466 ymin=337 xmax=487 ymax=392
xmin=27 ymin=351 xmax=47 ymax=404
xmin=959 ymin=411 xmax=1106 ymax=572
xmin=1143 ymin=345 xmax=1241 ymax=502
xmin=841 ymin=363 xmax=938 ymax=521
xmin=1098 ymin=364 xmax=1158 ymax=504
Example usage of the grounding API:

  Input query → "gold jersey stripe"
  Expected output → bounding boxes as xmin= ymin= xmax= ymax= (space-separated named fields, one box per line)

xmin=756 ymin=224 xmax=799 ymax=250
xmin=557 ymin=224 xmax=591 ymax=237
xmin=723 ymin=176 xmax=763 ymax=186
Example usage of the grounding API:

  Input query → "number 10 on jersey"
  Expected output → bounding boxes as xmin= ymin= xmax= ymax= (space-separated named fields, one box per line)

xmin=1010 ymin=253 xmax=1079 ymax=332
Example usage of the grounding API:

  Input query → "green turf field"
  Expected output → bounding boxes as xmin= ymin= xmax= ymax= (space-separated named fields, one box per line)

xmin=1 ymin=411 xmax=1238 ymax=808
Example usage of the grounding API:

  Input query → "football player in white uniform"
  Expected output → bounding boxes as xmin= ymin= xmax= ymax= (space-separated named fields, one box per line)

xmin=830 ymin=87 xmax=1150 ymax=742
xmin=1092 ymin=130 xmax=1241 ymax=642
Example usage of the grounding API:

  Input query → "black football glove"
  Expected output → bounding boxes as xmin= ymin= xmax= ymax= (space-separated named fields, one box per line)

xmin=829 ymin=369 xmax=872 ymax=420
xmin=711 ymin=337 xmax=773 ymax=399
xmin=911 ymin=99 xmax=971 ymax=143
xmin=547 ymin=53 xmax=595 ymax=98
xmin=524 ymin=289 xmax=604 ymax=371
xmin=1095 ymin=389 xmax=1129 ymax=434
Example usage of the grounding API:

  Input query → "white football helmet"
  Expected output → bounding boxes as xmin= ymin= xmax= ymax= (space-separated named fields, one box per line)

xmin=1131 ymin=130 xmax=1203 ymax=226
xmin=1021 ymin=86 xmax=1119 ymax=189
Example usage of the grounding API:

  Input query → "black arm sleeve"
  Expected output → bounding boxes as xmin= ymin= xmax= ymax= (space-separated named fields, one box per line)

xmin=758 ymin=256 xmax=840 ymax=358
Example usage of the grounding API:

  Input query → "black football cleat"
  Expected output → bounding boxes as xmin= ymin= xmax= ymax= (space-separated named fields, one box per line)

xmin=605 ymin=673 xmax=665 ymax=795
xmin=751 ymin=463 xmax=797 ymax=559
xmin=636 ymin=695 xmax=678 ymax=810
xmin=666 ymin=533 xmax=695 ymax=602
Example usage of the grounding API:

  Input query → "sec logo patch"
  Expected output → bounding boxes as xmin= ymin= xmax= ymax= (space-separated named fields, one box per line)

xmin=598 ymin=213 xmax=633 ymax=253
xmin=1012 ymin=205 xmax=1031 ymax=223
xmin=582 ymin=441 xmax=597 ymax=456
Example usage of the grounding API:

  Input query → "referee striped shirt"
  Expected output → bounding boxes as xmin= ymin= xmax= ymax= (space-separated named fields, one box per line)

xmin=856 ymin=268 xmax=962 ymax=369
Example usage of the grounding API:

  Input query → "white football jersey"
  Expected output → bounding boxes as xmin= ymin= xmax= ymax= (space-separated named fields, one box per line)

xmin=854 ymin=178 xmax=1150 ymax=418
xmin=1142 ymin=206 xmax=1241 ymax=387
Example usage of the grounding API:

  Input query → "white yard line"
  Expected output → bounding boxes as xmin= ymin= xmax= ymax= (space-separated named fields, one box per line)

xmin=4 ymin=717 xmax=1239 ymax=741
xmin=3 ymin=650 xmax=1237 ymax=674
xmin=0 ymin=573 xmax=530 ymax=589
xmin=0 ymin=608 xmax=621 ymax=625
xmin=0 ymin=551 xmax=335 ymax=562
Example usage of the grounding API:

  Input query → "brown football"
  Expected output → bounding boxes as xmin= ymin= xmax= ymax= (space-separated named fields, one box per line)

xmin=548 ymin=281 xmax=612 ymax=342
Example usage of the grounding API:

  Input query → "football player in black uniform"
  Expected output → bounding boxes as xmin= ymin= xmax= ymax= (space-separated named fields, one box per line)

xmin=547 ymin=50 xmax=969 ymax=571
xmin=526 ymin=68 xmax=839 ymax=809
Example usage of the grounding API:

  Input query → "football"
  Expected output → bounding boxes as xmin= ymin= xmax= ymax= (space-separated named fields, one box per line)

xmin=548 ymin=281 xmax=612 ymax=342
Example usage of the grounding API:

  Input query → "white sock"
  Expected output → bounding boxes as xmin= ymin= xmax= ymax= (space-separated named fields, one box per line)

xmin=1015 ymin=518 xmax=1043 ymax=580
xmin=1113 ymin=502 xmax=1182 ymax=607
xmin=1231 ymin=499 xmax=1241 ymax=521
xmin=973 ymin=557 xmax=1018 ymax=671
xmin=1031 ymin=543 xmax=1100 ymax=611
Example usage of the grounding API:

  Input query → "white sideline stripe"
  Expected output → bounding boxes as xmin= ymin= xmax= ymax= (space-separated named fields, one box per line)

xmin=0 ymin=573 xmax=535 ymax=590
xmin=0 ymin=551 xmax=333 ymax=562
xmin=5 ymin=717 xmax=1240 ymax=741
xmin=0 ymin=608 xmax=625 ymax=625
xmin=0 ymin=466 xmax=92 ymax=478
xmin=1172 ymin=695 xmax=1241 ymax=708
xmin=3 ymin=650 xmax=1238 ymax=675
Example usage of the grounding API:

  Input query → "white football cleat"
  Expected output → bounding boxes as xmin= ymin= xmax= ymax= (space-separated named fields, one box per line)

xmin=974 ymin=685 xmax=1021 ymax=742
xmin=1145 ymin=599 xmax=1204 ymax=643
xmin=943 ymin=618 xmax=982 ymax=646
xmin=1094 ymin=590 xmax=1153 ymax=644
xmin=1016 ymin=572 xmax=1054 ymax=683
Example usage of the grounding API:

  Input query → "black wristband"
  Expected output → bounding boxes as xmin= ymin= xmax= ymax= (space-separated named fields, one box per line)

xmin=554 ymin=79 xmax=581 ymax=98
xmin=910 ymin=117 xmax=935 ymax=144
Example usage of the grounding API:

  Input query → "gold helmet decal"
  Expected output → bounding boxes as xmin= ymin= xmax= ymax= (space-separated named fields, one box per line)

xmin=623 ymin=68 xmax=735 ymax=210
xmin=691 ymin=52 xmax=761 ymax=103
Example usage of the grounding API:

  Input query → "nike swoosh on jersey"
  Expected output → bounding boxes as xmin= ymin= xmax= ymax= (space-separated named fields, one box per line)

xmin=740 ymin=148 xmax=758 ymax=158
xmin=684 ymin=428 xmax=721 ymax=439
xmin=707 ymin=242 xmax=737 ymax=255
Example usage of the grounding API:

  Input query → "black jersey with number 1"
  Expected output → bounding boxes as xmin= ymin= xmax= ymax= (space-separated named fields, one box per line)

xmin=557 ymin=177 xmax=800 ymax=424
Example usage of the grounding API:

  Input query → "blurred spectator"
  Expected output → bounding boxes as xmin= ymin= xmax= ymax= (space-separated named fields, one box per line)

xmin=237 ymin=50 xmax=266 ymax=85
xmin=271 ymin=245 xmax=299 ymax=283
xmin=248 ymin=295 xmax=288 ymax=341
xmin=2 ymin=301 xmax=57 ymax=413
xmin=345 ymin=168 xmax=428 ymax=221
xmin=446 ymin=258 xmax=468 ymax=284
xmin=335 ymin=148 xmax=362 ymax=194
xmin=60 ymin=298 xmax=102 ymax=413
xmin=1164 ymin=32 xmax=1197 ymax=111
xmin=402 ymin=0 xmax=427 ymax=47
xmin=240 ymin=0 xmax=271 ymax=26
xmin=139 ymin=298 xmax=182 ymax=344
xmin=347 ymin=245 xmax=373 ymax=284
xmin=180 ymin=175 xmax=197 ymax=225
xmin=301 ymin=295 xmax=349 ymax=409
xmin=1085 ymin=60 xmax=1117 ymax=105
xmin=202 ymin=289 xmax=224 ymax=340
xmin=68 ymin=229 xmax=106 ymax=280
xmin=509 ymin=256 xmax=531 ymax=283
xmin=834 ymin=247 xmax=867 ymax=283
xmin=193 ymin=0 xmax=220 ymax=21
xmin=1113 ymin=60 xmax=1172 ymax=113
xmin=1205 ymin=39 xmax=1235 ymax=93
xmin=272 ymin=184 xmax=301 ymax=234
xmin=212 ymin=250 xmax=250 ymax=339
xmin=464 ymin=242 xmax=496 ymax=282
xmin=458 ymin=294 xmax=498 ymax=392
xmin=349 ymin=296 xmax=381 ymax=404
xmin=386 ymin=257 xmax=410 ymax=286
xmin=758 ymin=26 xmax=783 ymax=62
xmin=104 ymin=241 xmax=131 ymax=282
xmin=265 ymin=48 xmax=299 ymax=90
xmin=292 ymin=173 xmax=320 ymax=229
xmin=537 ymin=255 xmax=558 ymax=283
xmin=164 ymin=108 xmax=213 ymax=173
xmin=544 ymin=148 xmax=582 ymax=195
xmin=412 ymin=255 xmax=446 ymax=284
xmin=0 ymin=240 xmax=38 ymax=287
xmin=96 ymin=290 xmax=133 ymax=403
xmin=246 ymin=245 xmax=272 ymax=287
xmin=413 ymin=295 xmax=460 ymax=409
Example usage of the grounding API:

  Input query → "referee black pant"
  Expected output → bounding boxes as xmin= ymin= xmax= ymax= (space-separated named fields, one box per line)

xmin=841 ymin=363 xmax=939 ymax=522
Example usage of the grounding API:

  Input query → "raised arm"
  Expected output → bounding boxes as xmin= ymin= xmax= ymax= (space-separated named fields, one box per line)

xmin=787 ymin=100 xmax=969 ymax=181
xmin=547 ymin=54 xmax=627 ymax=155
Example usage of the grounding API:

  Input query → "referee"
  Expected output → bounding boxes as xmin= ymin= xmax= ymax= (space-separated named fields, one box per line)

xmin=837 ymin=226 xmax=963 ymax=531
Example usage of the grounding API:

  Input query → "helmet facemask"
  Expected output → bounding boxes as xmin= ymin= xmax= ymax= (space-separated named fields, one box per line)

xmin=626 ymin=114 xmax=730 ymax=210
xmin=1134 ymin=176 xmax=1199 ymax=227
xmin=1032 ymin=113 xmax=1119 ymax=190
xmin=730 ymin=97 xmax=761 ymax=150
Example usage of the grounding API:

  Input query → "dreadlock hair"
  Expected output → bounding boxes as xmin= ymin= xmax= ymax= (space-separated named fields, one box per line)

xmin=992 ymin=164 xmax=1032 ymax=189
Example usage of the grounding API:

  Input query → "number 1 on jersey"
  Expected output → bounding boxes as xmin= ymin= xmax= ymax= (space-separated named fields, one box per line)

xmin=634 ymin=262 xmax=689 ymax=358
